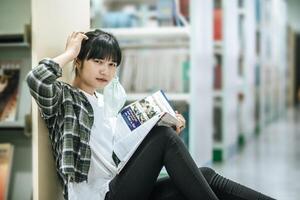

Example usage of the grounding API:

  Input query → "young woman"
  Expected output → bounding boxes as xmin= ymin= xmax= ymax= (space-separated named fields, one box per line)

xmin=26 ymin=29 xmax=275 ymax=200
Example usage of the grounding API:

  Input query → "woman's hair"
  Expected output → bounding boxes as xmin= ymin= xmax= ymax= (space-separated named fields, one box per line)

xmin=74 ymin=29 xmax=122 ymax=76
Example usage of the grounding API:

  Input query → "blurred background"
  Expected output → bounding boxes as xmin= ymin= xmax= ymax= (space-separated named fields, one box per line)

xmin=0 ymin=0 xmax=299 ymax=199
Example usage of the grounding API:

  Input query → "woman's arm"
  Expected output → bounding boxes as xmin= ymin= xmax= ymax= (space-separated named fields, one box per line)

xmin=26 ymin=59 xmax=64 ymax=119
xmin=26 ymin=32 xmax=88 ymax=119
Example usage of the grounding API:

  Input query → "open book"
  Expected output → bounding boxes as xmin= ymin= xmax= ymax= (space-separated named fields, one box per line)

xmin=120 ymin=90 xmax=180 ymax=131
xmin=112 ymin=90 xmax=180 ymax=173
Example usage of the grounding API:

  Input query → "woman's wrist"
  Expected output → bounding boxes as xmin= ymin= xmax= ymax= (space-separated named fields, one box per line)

xmin=52 ymin=51 xmax=76 ymax=68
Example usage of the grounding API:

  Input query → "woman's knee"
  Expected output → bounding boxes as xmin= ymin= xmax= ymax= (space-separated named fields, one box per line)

xmin=150 ymin=126 xmax=178 ymax=139
xmin=199 ymin=167 xmax=217 ymax=183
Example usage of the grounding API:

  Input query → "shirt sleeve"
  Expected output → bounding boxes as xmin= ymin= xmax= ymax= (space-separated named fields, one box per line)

xmin=26 ymin=58 xmax=63 ymax=119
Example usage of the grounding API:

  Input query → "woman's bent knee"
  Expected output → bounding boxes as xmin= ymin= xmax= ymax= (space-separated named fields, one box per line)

xmin=199 ymin=167 xmax=217 ymax=183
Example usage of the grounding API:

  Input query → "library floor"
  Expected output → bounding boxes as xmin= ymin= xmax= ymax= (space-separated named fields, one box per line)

xmin=212 ymin=108 xmax=300 ymax=200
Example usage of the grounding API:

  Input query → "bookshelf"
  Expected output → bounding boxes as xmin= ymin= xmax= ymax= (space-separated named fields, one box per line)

xmin=254 ymin=0 xmax=262 ymax=134
xmin=0 ymin=33 xmax=33 ymax=200
xmin=0 ymin=33 xmax=31 ymax=132
xmin=258 ymin=0 xmax=288 ymax=128
xmin=235 ymin=0 xmax=257 ymax=147
xmin=0 ymin=33 xmax=32 ymax=132
xmin=213 ymin=0 xmax=240 ymax=162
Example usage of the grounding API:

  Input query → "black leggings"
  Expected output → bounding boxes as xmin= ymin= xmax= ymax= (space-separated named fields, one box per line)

xmin=105 ymin=126 xmax=275 ymax=200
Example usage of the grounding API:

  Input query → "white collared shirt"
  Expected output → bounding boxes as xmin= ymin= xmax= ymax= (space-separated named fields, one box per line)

xmin=68 ymin=90 xmax=117 ymax=200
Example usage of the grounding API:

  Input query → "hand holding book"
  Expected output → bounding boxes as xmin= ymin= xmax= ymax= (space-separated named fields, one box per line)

xmin=120 ymin=90 xmax=182 ymax=132
xmin=175 ymin=110 xmax=186 ymax=135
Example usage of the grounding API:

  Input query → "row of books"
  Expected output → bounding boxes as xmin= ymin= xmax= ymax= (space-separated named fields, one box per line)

xmin=0 ymin=61 xmax=21 ymax=123
xmin=119 ymin=48 xmax=190 ymax=93
xmin=91 ymin=0 xmax=189 ymax=28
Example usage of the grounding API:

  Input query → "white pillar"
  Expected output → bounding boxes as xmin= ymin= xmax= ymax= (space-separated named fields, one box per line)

xmin=190 ymin=0 xmax=214 ymax=165
xmin=31 ymin=1 xmax=90 ymax=199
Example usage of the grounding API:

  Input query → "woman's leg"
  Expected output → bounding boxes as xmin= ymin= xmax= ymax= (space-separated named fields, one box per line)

xmin=105 ymin=126 xmax=219 ymax=200
xmin=149 ymin=167 xmax=275 ymax=200
xmin=149 ymin=176 xmax=186 ymax=200
xmin=200 ymin=167 xmax=276 ymax=200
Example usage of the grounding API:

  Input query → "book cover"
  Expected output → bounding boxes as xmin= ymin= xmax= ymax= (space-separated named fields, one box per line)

xmin=0 ymin=143 xmax=14 ymax=200
xmin=0 ymin=61 xmax=21 ymax=122
xmin=120 ymin=90 xmax=179 ymax=131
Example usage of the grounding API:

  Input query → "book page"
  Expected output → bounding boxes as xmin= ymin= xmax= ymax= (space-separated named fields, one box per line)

xmin=113 ymin=113 xmax=162 ymax=173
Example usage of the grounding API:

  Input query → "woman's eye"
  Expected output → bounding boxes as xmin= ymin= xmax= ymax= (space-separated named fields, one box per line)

xmin=95 ymin=59 xmax=103 ymax=64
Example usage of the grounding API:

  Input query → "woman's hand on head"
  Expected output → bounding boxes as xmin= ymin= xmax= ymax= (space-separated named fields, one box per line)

xmin=174 ymin=111 xmax=186 ymax=135
xmin=52 ymin=31 xmax=88 ymax=67
xmin=64 ymin=31 xmax=89 ymax=60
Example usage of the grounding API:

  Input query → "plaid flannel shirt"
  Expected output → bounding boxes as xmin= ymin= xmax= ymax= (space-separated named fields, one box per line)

xmin=26 ymin=59 xmax=94 ymax=199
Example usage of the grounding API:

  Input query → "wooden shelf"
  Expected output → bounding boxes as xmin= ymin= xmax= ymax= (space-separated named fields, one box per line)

xmin=103 ymin=27 xmax=190 ymax=41
xmin=0 ymin=121 xmax=24 ymax=129
xmin=214 ymin=40 xmax=222 ymax=47
xmin=104 ymin=0 xmax=156 ymax=6
xmin=213 ymin=90 xmax=222 ymax=98
xmin=0 ymin=33 xmax=30 ymax=48
xmin=238 ymin=8 xmax=246 ymax=16
xmin=0 ymin=42 xmax=30 ymax=48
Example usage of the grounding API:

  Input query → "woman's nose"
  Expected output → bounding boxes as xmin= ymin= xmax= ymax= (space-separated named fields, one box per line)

xmin=99 ymin=64 xmax=109 ymax=74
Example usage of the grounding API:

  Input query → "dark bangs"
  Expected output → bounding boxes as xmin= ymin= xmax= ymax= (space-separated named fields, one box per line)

xmin=77 ymin=29 xmax=122 ymax=66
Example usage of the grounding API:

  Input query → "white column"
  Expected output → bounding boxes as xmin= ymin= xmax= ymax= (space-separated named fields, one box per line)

xmin=31 ymin=1 xmax=90 ymax=199
xmin=189 ymin=0 xmax=214 ymax=165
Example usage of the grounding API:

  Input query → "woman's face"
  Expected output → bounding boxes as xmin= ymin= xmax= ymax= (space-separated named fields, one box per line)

xmin=77 ymin=58 xmax=117 ymax=90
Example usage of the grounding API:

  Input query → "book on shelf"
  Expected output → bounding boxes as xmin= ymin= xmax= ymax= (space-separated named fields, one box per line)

xmin=179 ymin=0 xmax=189 ymax=22
xmin=0 ymin=143 xmax=14 ymax=200
xmin=173 ymin=0 xmax=189 ymax=26
xmin=182 ymin=60 xmax=190 ymax=93
xmin=0 ymin=61 xmax=21 ymax=122
xmin=214 ymin=54 xmax=222 ymax=90
xmin=157 ymin=0 xmax=175 ymax=26
xmin=213 ymin=103 xmax=223 ymax=142
xmin=113 ymin=90 xmax=181 ymax=172
xmin=214 ymin=8 xmax=222 ymax=41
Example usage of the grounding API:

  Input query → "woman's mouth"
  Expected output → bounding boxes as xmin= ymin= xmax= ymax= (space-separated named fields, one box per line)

xmin=96 ymin=78 xmax=108 ymax=83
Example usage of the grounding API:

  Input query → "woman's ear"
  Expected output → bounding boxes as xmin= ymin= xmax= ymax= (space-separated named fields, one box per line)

xmin=73 ymin=59 xmax=83 ymax=77
xmin=74 ymin=58 xmax=82 ymax=68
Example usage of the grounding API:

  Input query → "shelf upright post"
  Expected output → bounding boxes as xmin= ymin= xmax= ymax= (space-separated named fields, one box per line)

xmin=189 ymin=0 xmax=214 ymax=165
